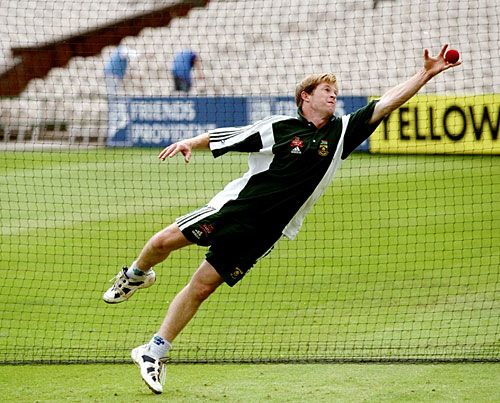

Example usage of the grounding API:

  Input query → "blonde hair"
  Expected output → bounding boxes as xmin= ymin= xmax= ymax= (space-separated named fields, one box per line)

xmin=295 ymin=73 xmax=338 ymax=107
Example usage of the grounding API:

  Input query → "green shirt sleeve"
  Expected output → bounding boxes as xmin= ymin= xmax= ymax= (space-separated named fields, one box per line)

xmin=342 ymin=99 xmax=381 ymax=159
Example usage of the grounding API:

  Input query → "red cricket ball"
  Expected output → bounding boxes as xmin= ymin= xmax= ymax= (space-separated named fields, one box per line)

xmin=445 ymin=49 xmax=460 ymax=64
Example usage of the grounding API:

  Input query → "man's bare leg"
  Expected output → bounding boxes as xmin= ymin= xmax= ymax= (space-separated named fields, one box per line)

xmin=158 ymin=260 xmax=224 ymax=342
xmin=131 ymin=260 xmax=224 ymax=394
xmin=135 ymin=223 xmax=193 ymax=270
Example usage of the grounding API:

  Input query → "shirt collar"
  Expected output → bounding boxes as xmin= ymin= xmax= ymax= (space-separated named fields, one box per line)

xmin=297 ymin=107 xmax=336 ymax=127
xmin=297 ymin=107 xmax=308 ymax=123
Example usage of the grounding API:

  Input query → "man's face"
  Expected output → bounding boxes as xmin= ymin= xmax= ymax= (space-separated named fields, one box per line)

xmin=303 ymin=82 xmax=338 ymax=117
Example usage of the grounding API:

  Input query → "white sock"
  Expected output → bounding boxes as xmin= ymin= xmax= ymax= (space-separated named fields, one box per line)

xmin=147 ymin=334 xmax=171 ymax=359
xmin=126 ymin=260 xmax=150 ymax=279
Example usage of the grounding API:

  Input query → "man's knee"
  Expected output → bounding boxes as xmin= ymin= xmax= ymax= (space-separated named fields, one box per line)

xmin=188 ymin=279 xmax=218 ymax=302
xmin=150 ymin=224 xmax=190 ymax=254
xmin=188 ymin=262 xmax=223 ymax=301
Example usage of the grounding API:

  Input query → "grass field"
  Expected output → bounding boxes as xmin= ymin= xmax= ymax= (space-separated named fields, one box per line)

xmin=1 ymin=362 xmax=499 ymax=402
xmin=0 ymin=149 xmax=498 ymax=370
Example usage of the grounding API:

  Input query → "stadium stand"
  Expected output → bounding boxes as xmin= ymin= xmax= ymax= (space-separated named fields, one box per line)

xmin=0 ymin=0 xmax=499 ymax=144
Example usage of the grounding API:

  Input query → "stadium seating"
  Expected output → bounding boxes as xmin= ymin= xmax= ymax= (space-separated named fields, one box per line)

xmin=0 ymin=0 xmax=498 ymax=144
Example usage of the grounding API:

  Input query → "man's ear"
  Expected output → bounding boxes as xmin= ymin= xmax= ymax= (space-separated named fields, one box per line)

xmin=301 ymin=90 xmax=310 ymax=104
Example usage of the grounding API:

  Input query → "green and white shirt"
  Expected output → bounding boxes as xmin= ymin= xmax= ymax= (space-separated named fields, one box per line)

xmin=200 ymin=100 xmax=380 ymax=240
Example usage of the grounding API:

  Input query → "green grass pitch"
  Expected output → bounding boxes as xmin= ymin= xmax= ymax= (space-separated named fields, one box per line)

xmin=1 ymin=362 xmax=499 ymax=401
xmin=0 ymin=148 xmax=498 ymax=365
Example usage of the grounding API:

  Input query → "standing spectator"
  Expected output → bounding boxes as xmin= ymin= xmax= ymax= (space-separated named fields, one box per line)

xmin=171 ymin=49 xmax=203 ymax=93
xmin=103 ymin=45 xmax=139 ymax=139
xmin=104 ymin=45 xmax=139 ymax=96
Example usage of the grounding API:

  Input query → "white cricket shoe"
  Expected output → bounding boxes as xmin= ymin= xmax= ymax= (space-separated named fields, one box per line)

xmin=131 ymin=344 xmax=166 ymax=394
xmin=102 ymin=267 xmax=156 ymax=304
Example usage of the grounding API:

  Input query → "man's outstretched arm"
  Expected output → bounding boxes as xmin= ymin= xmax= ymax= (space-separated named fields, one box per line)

xmin=369 ymin=44 xmax=461 ymax=124
xmin=158 ymin=132 xmax=210 ymax=163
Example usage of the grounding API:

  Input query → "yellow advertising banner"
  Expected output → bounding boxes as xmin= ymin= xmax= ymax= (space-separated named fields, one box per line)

xmin=370 ymin=94 xmax=499 ymax=154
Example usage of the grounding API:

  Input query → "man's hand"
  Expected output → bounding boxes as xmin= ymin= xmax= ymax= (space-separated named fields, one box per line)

xmin=158 ymin=132 xmax=210 ymax=163
xmin=423 ymin=44 xmax=461 ymax=78
xmin=158 ymin=141 xmax=192 ymax=163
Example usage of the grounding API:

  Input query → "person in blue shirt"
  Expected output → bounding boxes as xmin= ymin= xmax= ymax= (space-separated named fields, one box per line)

xmin=171 ymin=49 xmax=203 ymax=93
xmin=104 ymin=45 xmax=139 ymax=96
xmin=103 ymin=46 xmax=139 ymax=139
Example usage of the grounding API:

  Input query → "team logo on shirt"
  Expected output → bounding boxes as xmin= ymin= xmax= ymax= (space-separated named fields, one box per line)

xmin=290 ymin=136 xmax=304 ymax=155
xmin=318 ymin=140 xmax=329 ymax=157
xmin=290 ymin=136 xmax=304 ymax=147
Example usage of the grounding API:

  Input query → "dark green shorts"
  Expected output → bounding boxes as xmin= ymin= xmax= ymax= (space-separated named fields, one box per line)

xmin=176 ymin=206 xmax=281 ymax=286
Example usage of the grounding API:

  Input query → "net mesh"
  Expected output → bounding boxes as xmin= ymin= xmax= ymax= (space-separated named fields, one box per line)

xmin=0 ymin=0 xmax=498 ymax=364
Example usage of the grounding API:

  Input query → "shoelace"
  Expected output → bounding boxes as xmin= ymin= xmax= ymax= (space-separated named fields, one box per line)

xmin=109 ymin=267 xmax=127 ymax=282
xmin=108 ymin=269 xmax=129 ymax=290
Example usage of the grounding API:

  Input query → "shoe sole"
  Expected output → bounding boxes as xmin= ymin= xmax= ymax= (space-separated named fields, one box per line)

xmin=103 ymin=299 xmax=124 ymax=304
xmin=102 ymin=292 xmax=135 ymax=304
xmin=131 ymin=348 xmax=163 ymax=394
